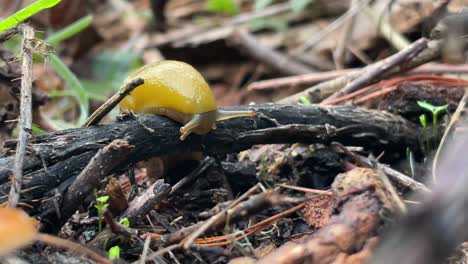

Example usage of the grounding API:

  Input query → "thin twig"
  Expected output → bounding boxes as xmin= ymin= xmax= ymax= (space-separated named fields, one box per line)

xmin=36 ymin=233 xmax=111 ymax=264
xmin=181 ymin=183 xmax=261 ymax=249
xmin=321 ymin=38 xmax=428 ymax=105
xmin=276 ymin=183 xmax=333 ymax=196
xmin=433 ymin=88 xmax=468 ymax=182
xmin=334 ymin=0 xmax=359 ymax=69
xmin=228 ymin=29 xmax=314 ymax=76
xmin=0 ymin=27 xmax=19 ymax=42
xmin=82 ymin=78 xmax=144 ymax=127
xmin=146 ymin=244 xmax=181 ymax=262
xmin=292 ymin=0 xmax=370 ymax=54
xmin=332 ymin=143 xmax=430 ymax=194
xmin=280 ymin=39 xmax=442 ymax=104
xmin=247 ymin=69 xmax=356 ymax=91
xmin=170 ymin=157 xmax=214 ymax=194
xmin=8 ymin=24 xmax=34 ymax=208
xmin=191 ymin=202 xmax=306 ymax=247
xmin=139 ymin=234 xmax=152 ymax=264
xmin=249 ymin=63 xmax=468 ymax=93
xmin=365 ymin=6 xmax=410 ymax=50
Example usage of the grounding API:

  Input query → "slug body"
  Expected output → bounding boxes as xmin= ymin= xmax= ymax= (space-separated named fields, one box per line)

xmin=120 ymin=60 xmax=255 ymax=140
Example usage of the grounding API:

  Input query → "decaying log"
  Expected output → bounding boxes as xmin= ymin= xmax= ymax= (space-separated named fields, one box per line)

xmin=256 ymin=168 xmax=394 ymax=264
xmin=0 ymin=104 xmax=420 ymax=227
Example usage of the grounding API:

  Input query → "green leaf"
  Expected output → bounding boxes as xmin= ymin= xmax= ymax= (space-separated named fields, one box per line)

xmin=254 ymin=0 xmax=274 ymax=11
xmin=419 ymin=114 xmax=427 ymax=128
xmin=0 ymin=0 xmax=62 ymax=32
xmin=289 ymin=0 xmax=315 ymax=13
xmin=433 ymin=104 xmax=448 ymax=116
xmin=96 ymin=195 xmax=109 ymax=203
xmin=119 ymin=218 xmax=130 ymax=227
xmin=108 ymin=246 xmax=120 ymax=260
xmin=417 ymin=101 xmax=437 ymax=113
xmin=207 ymin=0 xmax=239 ymax=15
xmin=45 ymin=15 xmax=93 ymax=46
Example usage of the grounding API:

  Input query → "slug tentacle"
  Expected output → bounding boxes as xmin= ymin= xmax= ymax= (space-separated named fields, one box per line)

xmin=180 ymin=114 xmax=203 ymax=140
xmin=215 ymin=110 xmax=256 ymax=121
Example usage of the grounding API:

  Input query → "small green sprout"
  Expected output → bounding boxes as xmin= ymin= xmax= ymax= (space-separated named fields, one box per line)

xmin=419 ymin=114 xmax=429 ymax=151
xmin=119 ymin=217 xmax=130 ymax=228
xmin=299 ymin=96 xmax=312 ymax=105
xmin=419 ymin=114 xmax=427 ymax=128
xmin=108 ymin=245 xmax=120 ymax=260
xmin=95 ymin=195 xmax=109 ymax=232
xmin=406 ymin=147 xmax=415 ymax=178
xmin=417 ymin=101 xmax=448 ymax=146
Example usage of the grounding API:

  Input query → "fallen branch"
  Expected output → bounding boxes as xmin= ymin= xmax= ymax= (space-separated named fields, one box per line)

xmin=0 ymin=104 xmax=421 ymax=223
xmin=57 ymin=139 xmax=134 ymax=228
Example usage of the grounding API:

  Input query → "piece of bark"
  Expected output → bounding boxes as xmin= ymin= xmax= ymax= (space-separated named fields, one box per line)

xmin=256 ymin=168 xmax=394 ymax=264
xmin=121 ymin=179 xmax=171 ymax=224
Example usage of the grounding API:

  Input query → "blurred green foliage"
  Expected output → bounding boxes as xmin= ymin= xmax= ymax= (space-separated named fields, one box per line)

xmin=45 ymin=15 xmax=93 ymax=46
xmin=44 ymin=14 xmax=142 ymax=127
xmin=251 ymin=0 xmax=316 ymax=31
xmin=250 ymin=18 xmax=288 ymax=32
xmin=254 ymin=0 xmax=273 ymax=10
xmin=255 ymin=0 xmax=316 ymax=12
xmin=207 ymin=0 xmax=239 ymax=15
